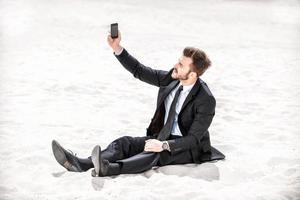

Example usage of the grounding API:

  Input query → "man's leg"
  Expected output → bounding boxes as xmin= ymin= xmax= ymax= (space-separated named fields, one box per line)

xmin=95 ymin=148 xmax=192 ymax=176
xmin=115 ymin=151 xmax=160 ymax=174
xmin=90 ymin=135 xmax=151 ymax=173
xmin=100 ymin=136 xmax=151 ymax=162
xmin=92 ymin=149 xmax=160 ymax=176
xmin=52 ymin=135 xmax=150 ymax=172
xmin=106 ymin=147 xmax=192 ymax=175
xmin=91 ymin=135 xmax=156 ymax=176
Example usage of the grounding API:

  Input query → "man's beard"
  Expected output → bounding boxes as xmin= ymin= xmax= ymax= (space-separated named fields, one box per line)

xmin=171 ymin=68 xmax=190 ymax=80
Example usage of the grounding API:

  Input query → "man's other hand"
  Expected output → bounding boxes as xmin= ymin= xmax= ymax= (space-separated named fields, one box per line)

xmin=144 ymin=139 xmax=163 ymax=152
xmin=107 ymin=30 xmax=122 ymax=53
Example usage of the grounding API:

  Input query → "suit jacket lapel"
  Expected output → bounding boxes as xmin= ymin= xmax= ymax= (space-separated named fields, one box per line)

xmin=179 ymin=79 xmax=201 ymax=115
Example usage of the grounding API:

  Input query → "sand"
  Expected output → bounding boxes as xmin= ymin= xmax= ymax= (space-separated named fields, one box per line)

xmin=0 ymin=0 xmax=300 ymax=199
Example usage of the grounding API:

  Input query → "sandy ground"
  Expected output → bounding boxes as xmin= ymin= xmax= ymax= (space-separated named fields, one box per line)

xmin=1 ymin=0 xmax=300 ymax=199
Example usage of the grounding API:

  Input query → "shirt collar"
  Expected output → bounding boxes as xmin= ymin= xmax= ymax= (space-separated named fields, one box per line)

xmin=178 ymin=80 xmax=197 ymax=93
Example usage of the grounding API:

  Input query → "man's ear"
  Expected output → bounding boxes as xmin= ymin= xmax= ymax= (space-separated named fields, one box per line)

xmin=190 ymin=71 xmax=198 ymax=78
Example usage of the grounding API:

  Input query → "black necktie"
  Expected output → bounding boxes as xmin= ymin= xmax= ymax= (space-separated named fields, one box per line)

xmin=157 ymin=85 xmax=183 ymax=141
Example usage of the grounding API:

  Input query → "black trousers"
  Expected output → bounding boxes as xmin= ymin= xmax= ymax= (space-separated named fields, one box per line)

xmin=100 ymin=135 xmax=194 ymax=176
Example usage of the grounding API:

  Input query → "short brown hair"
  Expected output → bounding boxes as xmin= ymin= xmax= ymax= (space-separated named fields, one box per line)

xmin=183 ymin=47 xmax=211 ymax=76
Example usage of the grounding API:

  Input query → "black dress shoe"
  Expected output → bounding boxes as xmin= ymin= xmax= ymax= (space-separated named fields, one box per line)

xmin=91 ymin=145 xmax=109 ymax=177
xmin=52 ymin=140 xmax=83 ymax=172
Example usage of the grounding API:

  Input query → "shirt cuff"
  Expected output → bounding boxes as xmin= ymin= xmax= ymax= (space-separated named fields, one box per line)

xmin=114 ymin=47 xmax=124 ymax=56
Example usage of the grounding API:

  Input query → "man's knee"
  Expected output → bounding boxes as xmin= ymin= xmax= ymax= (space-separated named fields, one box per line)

xmin=113 ymin=135 xmax=148 ymax=145
xmin=114 ymin=136 xmax=132 ymax=142
xmin=110 ymin=136 xmax=132 ymax=150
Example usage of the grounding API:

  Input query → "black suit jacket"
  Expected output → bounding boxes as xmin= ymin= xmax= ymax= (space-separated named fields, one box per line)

xmin=114 ymin=48 xmax=225 ymax=163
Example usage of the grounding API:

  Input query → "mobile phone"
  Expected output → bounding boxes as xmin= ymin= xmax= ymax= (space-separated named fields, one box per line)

xmin=110 ymin=23 xmax=118 ymax=39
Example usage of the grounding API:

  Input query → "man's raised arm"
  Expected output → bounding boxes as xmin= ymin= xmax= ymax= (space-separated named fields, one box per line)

xmin=107 ymin=30 xmax=173 ymax=87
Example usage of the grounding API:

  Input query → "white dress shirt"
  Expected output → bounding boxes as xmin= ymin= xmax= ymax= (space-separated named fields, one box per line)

xmin=164 ymin=82 xmax=196 ymax=136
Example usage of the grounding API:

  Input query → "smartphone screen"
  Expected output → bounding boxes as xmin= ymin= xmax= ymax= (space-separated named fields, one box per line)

xmin=111 ymin=23 xmax=118 ymax=39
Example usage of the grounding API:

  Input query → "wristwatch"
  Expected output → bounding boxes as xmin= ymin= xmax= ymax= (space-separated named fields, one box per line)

xmin=162 ymin=141 xmax=170 ymax=151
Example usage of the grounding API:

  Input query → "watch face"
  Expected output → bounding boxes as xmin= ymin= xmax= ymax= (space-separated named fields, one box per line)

xmin=162 ymin=142 xmax=168 ymax=150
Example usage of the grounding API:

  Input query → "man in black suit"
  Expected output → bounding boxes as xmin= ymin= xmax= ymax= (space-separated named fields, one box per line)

xmin=52 ymin=30 xmax=225 ymax=177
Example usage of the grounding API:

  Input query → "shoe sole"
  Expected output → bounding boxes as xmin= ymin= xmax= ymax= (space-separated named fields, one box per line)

xmin=52 ymin=140 xmax=68 ymax=167
xmin=52 ymin=140 xmax=81 ymax=172
xmin=91 ymin=145 xmax=101 ymax=176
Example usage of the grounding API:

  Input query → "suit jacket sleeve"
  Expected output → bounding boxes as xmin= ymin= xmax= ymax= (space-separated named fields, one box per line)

xmin=114 ymin=48 xmax=173 ymax=87
xmin=167 ymin=96 xmax=216 ymax=155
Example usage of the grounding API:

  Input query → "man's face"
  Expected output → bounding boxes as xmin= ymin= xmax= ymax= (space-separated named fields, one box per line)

xmin=171 ymin=55 xmax=194 ymax=80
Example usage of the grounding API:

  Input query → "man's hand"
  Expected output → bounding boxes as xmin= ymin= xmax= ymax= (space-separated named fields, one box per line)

xmin=144 ymin=139 xmax=164 ymax=152
xmin=107 ymin=30 xmax=122 ymax=53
